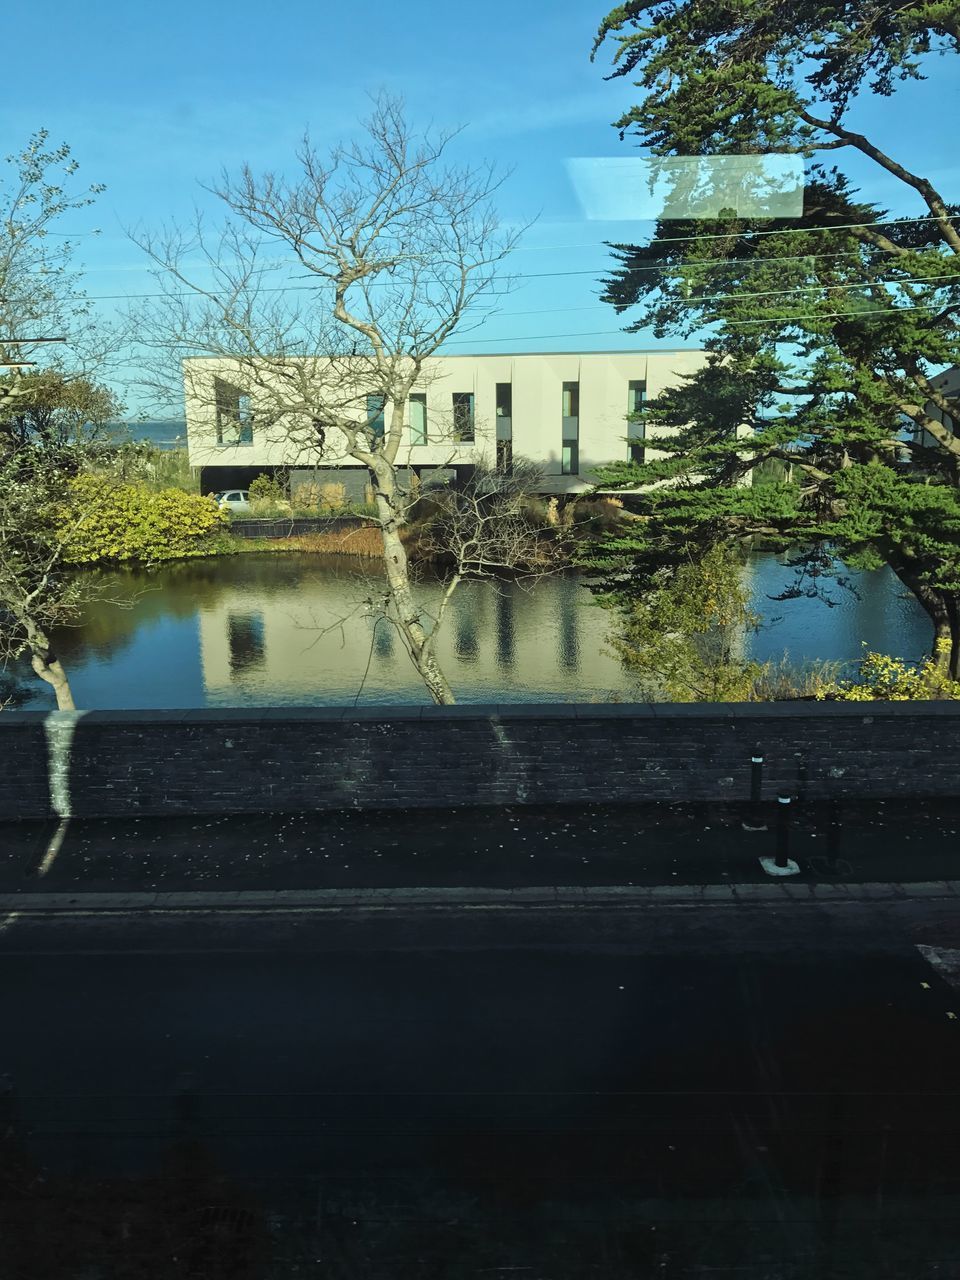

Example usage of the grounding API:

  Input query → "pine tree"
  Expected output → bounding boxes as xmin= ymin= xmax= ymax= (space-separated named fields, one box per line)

xmin=589 ymin=2 xmax=960 ymax=671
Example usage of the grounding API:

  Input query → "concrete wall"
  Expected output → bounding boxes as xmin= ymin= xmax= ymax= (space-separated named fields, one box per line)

xmin=183 ymin=350 xmax=708 ymax=495
xmin=926 ymin=365 xmax=960 ymax=445
xmin=3 ymin=702 xmax=960 ymax=821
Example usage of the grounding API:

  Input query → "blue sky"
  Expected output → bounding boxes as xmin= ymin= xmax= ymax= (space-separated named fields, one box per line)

xmin=8 ymin=0 xmax=959 ymax=415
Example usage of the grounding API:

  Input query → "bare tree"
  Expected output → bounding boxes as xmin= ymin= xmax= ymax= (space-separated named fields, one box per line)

xmin=415 ymin=458 xmax=555 ymax=636
xmin=0 ymin=133 xmax=120 ymax=711
xmin=132 ymin=94 xmax=531 ymax=704
xmin=0 ymin=131 xmax=117 ymax=389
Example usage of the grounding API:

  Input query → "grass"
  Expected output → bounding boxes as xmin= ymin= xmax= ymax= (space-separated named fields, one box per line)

xmin=223 ymin=525 xmax=387 ymax=556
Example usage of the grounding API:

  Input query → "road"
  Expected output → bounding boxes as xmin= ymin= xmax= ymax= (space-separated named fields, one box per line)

xmin=1 ymin=894 xmax=959 ymax=1276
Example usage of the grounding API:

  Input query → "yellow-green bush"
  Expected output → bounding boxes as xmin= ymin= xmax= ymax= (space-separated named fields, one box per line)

xmin=59 ymin=474 xmax=229 ymax=564
xmin=815 ymin=641 xmax=960 ymax=701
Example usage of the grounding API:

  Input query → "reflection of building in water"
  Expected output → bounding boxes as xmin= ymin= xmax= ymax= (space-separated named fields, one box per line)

xmin=555 ymin=575 xmax=580 ymax=671
xmin=227 ymin=612 xmax=265 ymax=674
xmin=495 ymin=588 xmax=515 ymax=668
xmin=372 ymin=616 xmax=394 ymax=660
xmin=455 ymin=596 xmax=479 ymax=661
xmin=197 ymin=569 xmax=628 ymax=704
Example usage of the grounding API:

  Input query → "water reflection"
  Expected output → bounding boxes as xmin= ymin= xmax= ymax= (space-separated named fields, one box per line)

xmin=372 ymin=616 xmax=393 ymax=660
xmin=495 ymin=586 xmax=515 ymax=668
xmin=744 ymin=553 xmax=931 ymax=669
xmin=9 ymin=551 xmax=935 ymax=710
xmin=454 ymin=596 xmax=479 ymax=661
xmin=227 ymin=612 xmax=266 ymax=675
xmin=556 ymin=574 xmax=581 ymax=670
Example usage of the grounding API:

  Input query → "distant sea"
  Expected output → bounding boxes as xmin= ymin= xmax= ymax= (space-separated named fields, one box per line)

xmin=109 ymin=420 xmax=187 ymax=451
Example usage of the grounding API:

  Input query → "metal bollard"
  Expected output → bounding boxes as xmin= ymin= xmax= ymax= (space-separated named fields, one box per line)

xmin=759 ymin=795 xmax=801 ymax=877
xmin=775 ymin=794 xmax=792 ymax=868
xmin=742 ymin=751 xmax=768 ymax=831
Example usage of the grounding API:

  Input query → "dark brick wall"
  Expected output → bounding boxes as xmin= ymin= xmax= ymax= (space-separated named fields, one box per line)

xmin=2 ymin=702 xmax=958 ymax=820
xmin=229 ymin=515 xmax=373 ymax=539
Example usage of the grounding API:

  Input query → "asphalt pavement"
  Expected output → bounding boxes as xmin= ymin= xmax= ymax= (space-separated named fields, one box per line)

xmin=3 ymin=797 xmax=960 ymax=1276
xmin=1 ymin=891 xmax=959 ymax=1277
xmin=2 ymin=797 xmax=960 ymax=895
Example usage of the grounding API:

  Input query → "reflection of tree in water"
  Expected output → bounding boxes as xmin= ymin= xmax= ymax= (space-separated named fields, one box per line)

xmin=50 ymin=563 xmax=215 ymax=666
xmin=47 ymin=554 xmax=381 ymax=672
xmin=0 ymin=667 xmax=33 ymax=707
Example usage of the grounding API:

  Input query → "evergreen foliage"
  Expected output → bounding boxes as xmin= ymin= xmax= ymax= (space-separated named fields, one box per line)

xmin=590 ymin=1 xmax=960 ymax=674
xmin=608 ymin=543 xmax=764 ymax=700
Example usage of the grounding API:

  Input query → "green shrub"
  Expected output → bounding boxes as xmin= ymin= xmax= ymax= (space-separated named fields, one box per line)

xmin=610 ymin=544 xmax=763 ymax=701
xmin=59 ymin=474 xmax=229 ymax=564
xmin=248 ymin=472 xmax=286 ymax=502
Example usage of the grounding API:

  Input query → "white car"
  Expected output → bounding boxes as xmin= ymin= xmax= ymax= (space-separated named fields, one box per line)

xmin=213 ymin=489 xmax=251 ymax=513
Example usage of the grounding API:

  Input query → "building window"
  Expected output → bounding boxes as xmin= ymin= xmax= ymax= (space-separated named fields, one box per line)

xmin=561 ymin=442 xmax=579 ymax=475
xmin=496 ymin=382 xmax=512 ymax=420
xmin=562 ymin=380 xmax=579 ymax=474
xmin=627 ymin=379 xmax=646 ymax=465
xmin=495 ymin=383 xmax=512 ymax=468
xmin=214 ymin=378 xmax=253 ymax=446
xmin=561 ymin=381 xmax=579 ymax=420
xmin=409 ymin=393 xmax=427 ymax=445
xmin=452 ymin=391 xmax=475 ymax=442
xmin=366 ymin=394 xmax=386 ymax=440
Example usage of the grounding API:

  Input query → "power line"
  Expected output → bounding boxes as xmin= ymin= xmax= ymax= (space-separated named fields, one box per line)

xmin=23 ymin=215 xmax=960 ymax=304
xmin=42 ymin=211 xmax=958 ymax=249
xmin=678 ymin=271 xmax=960 ymax=309
xmin=509 ymin=214 xmax=957 ymax=251
xmin=600 ymin=212 xmax=959 ymax=246
xmin=443 ymin=301 xmax=954 ymax=345
xmin=65 ymin=264 xmax=960 ymax=310
xmin=726 ymin=300 xmax=954 ymax=327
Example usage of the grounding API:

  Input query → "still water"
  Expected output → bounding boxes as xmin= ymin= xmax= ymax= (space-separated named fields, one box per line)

xmin=11 ymin=552 xmax=934 ymax=709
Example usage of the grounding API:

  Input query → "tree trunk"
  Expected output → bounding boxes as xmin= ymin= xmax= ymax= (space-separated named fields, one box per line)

xmin=370 ymin=462 xmax=456 ymax=705
xmin=29 ymin=650 xmax=76 ymax=711
xmin=947 ymin=595 xmax=960 ymax=679
xmin=889 ymin=562 xmax=960 ymax=677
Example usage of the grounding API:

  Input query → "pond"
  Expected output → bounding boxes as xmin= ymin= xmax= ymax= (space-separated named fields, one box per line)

xmin=7 ymin=551 xmax=934 ymax=709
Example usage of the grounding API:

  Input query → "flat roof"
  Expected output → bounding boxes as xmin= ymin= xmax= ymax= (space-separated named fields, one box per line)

xmin=434 ymin=348 xmax=704 ymax=357
xmin=183 ymin=348 xmax=704 ymax=362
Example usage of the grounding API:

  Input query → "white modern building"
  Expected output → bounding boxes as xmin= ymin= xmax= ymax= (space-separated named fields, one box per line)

xmin=183 ymin=349 xmax=708 ymax=496
xmin=929 ymin=366 xmax=960 ymax=433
